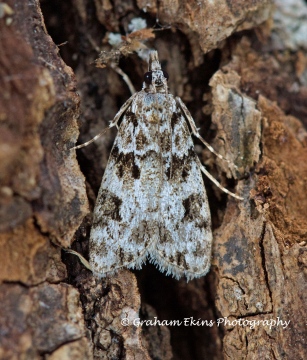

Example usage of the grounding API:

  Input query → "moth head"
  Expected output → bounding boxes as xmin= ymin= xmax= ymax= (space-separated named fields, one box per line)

xmin=143 ymin=50 xmax=169 ymax=93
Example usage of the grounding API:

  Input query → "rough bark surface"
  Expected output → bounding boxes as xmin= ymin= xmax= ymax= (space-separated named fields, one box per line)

xmin=1 ymin=0 xmax=306 ymax=359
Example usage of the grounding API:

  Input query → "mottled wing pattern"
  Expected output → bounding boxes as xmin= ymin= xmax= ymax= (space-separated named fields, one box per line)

xmin=151 ymin=97 xmax=212 ymax=280
xmin=89 ymin=92 xmax=164 ymax=276
xmin=90 ymin=91 xmax=212 ymax=280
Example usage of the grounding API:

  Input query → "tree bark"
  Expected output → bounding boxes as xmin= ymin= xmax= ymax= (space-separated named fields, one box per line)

xmin=1 ymin=0 xmax=306 ymax=359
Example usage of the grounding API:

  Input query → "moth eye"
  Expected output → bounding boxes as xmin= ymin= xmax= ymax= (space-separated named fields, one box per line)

xmin=163 ymin=70 xmax=169 ymax=81
xmin=144 ymin=71 xmax=152 ymax=84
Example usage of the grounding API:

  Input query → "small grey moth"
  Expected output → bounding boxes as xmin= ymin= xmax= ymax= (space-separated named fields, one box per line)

xmin=83 ymin=51 xmax=242 ymax=281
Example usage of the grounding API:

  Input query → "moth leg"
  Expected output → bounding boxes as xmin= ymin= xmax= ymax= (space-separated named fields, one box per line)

xmin=71 ymin=127 xmax=112 ymax=150
xmin=175 ymin=96 xmax=237 ymax=169
xmin=196 ymin=157 xmax=243 ymax=200
xmin=65 ymin=249 xmax=92 ymax=270
xmin=71 ymin=93 xmax=138 ymax=150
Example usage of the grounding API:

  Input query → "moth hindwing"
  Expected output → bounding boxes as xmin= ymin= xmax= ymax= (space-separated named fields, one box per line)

xmin=89 ymin=50 xmax=212 ymax=281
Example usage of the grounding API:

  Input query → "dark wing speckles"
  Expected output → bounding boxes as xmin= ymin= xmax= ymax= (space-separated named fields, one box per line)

xmin=89 ymin=91 xmax=164 ymax=276
xmin=89 ymin=91 xmax=212 ymax=280
xmin=152 ymin=102 xmax=212 ymax=280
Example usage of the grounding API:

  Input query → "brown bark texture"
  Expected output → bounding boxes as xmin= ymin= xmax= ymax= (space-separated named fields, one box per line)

xmin=0 ymin=0 xmax=306 ymax=359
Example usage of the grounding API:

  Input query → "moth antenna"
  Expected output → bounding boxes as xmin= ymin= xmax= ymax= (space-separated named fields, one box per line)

xmin=71 ymin=93 xmax=138 ymax=150
xmin=197 ymin=158 xmax=243 ymax=200
xmin=110 ymin=63 xmax=136 ymax=95
xmin=176 ymin=96 xmax=238 ymax=170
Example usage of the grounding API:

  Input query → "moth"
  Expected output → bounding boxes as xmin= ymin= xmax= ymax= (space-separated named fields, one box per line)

xmin=75 ymin=51 xmax=242 ymax=281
